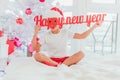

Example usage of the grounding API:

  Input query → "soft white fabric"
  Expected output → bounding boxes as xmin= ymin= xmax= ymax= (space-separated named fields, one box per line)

xmin=39 ymin=29 xmax=74 ymax=58
xmin=3 ymin=54 xmax=120 ymax=80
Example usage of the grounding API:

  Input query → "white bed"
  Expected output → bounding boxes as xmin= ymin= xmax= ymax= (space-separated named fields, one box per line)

xmin=3 ymin=54 xmax=120 ymax=80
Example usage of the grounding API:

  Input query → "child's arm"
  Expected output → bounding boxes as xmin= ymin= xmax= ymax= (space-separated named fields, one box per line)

xmin=32 ymin=24 xmax=41 ymax=51
xmin=73 ymin=21 xmax=103 ymax=39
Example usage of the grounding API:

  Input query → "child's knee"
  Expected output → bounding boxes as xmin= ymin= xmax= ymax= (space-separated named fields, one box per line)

xmin=78 ymin=51 xmax=85 ymax=58
xmin=34 ymin=53 xmax=43 ymax=62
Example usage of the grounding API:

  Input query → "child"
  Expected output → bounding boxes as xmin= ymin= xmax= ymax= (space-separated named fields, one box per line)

xmin=32 ymin=8 xmax=103 ymax=67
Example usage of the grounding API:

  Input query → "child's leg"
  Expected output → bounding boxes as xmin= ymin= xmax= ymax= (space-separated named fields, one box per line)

xmin=34 ymin=52 xmax=58 ymax=66
xmin=63 ymin=51 xmax=84 ymax=66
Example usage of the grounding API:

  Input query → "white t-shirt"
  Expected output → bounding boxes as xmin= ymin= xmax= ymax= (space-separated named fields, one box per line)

xmin=39 ymin=29 xmax=74 ymax=58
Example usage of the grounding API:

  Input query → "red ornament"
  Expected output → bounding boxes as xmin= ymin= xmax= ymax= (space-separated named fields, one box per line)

xmin=39 ymin=0 xmax=45 ymax=2
xmin=16 ymin=18 xmax=23 ymax=24
xmin=14 ymin=37 xmax=22 ymax=47
xmin=7 ymin=40 xmax=15 ymax=55
xmin=25 ymin=8 xmax=32 ymax=15
xmin=0 ymin=30 xmax=3 ymax=37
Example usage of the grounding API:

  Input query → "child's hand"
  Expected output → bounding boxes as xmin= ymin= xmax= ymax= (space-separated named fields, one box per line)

xmin=34 ymin=24 xmax=41 ymax=34
xmin=94 ymin=21 xmax=103 ymax=28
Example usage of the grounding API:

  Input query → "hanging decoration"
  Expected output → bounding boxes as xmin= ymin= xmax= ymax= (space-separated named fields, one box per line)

xmin=16 ymin=18 xmax=24 ymax=25
xmin=25 ymin=8 xmax=32 ymax=15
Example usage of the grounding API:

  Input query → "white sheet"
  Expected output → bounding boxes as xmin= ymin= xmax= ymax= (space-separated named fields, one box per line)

xmin=3 ymin=54 xmax=120 ymax=80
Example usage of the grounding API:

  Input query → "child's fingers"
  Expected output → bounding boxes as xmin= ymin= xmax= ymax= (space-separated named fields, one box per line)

xmin=34 ymin=24 xmax=41 ymax=31
xmin=37 ymin=23 xmax=41 ymax=30
xmin=96 ymin=20 xmax=103 ymax=26
xmin=99 ymin=20 xmax=103 ymax=24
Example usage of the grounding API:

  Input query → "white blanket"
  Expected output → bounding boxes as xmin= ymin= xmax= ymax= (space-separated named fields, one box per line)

xmin=3 ymin=54 xmax=120 ymax=80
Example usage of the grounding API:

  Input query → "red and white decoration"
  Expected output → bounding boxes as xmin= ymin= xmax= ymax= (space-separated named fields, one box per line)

xmin=25 ymin=8 xmax=32 ymax=15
